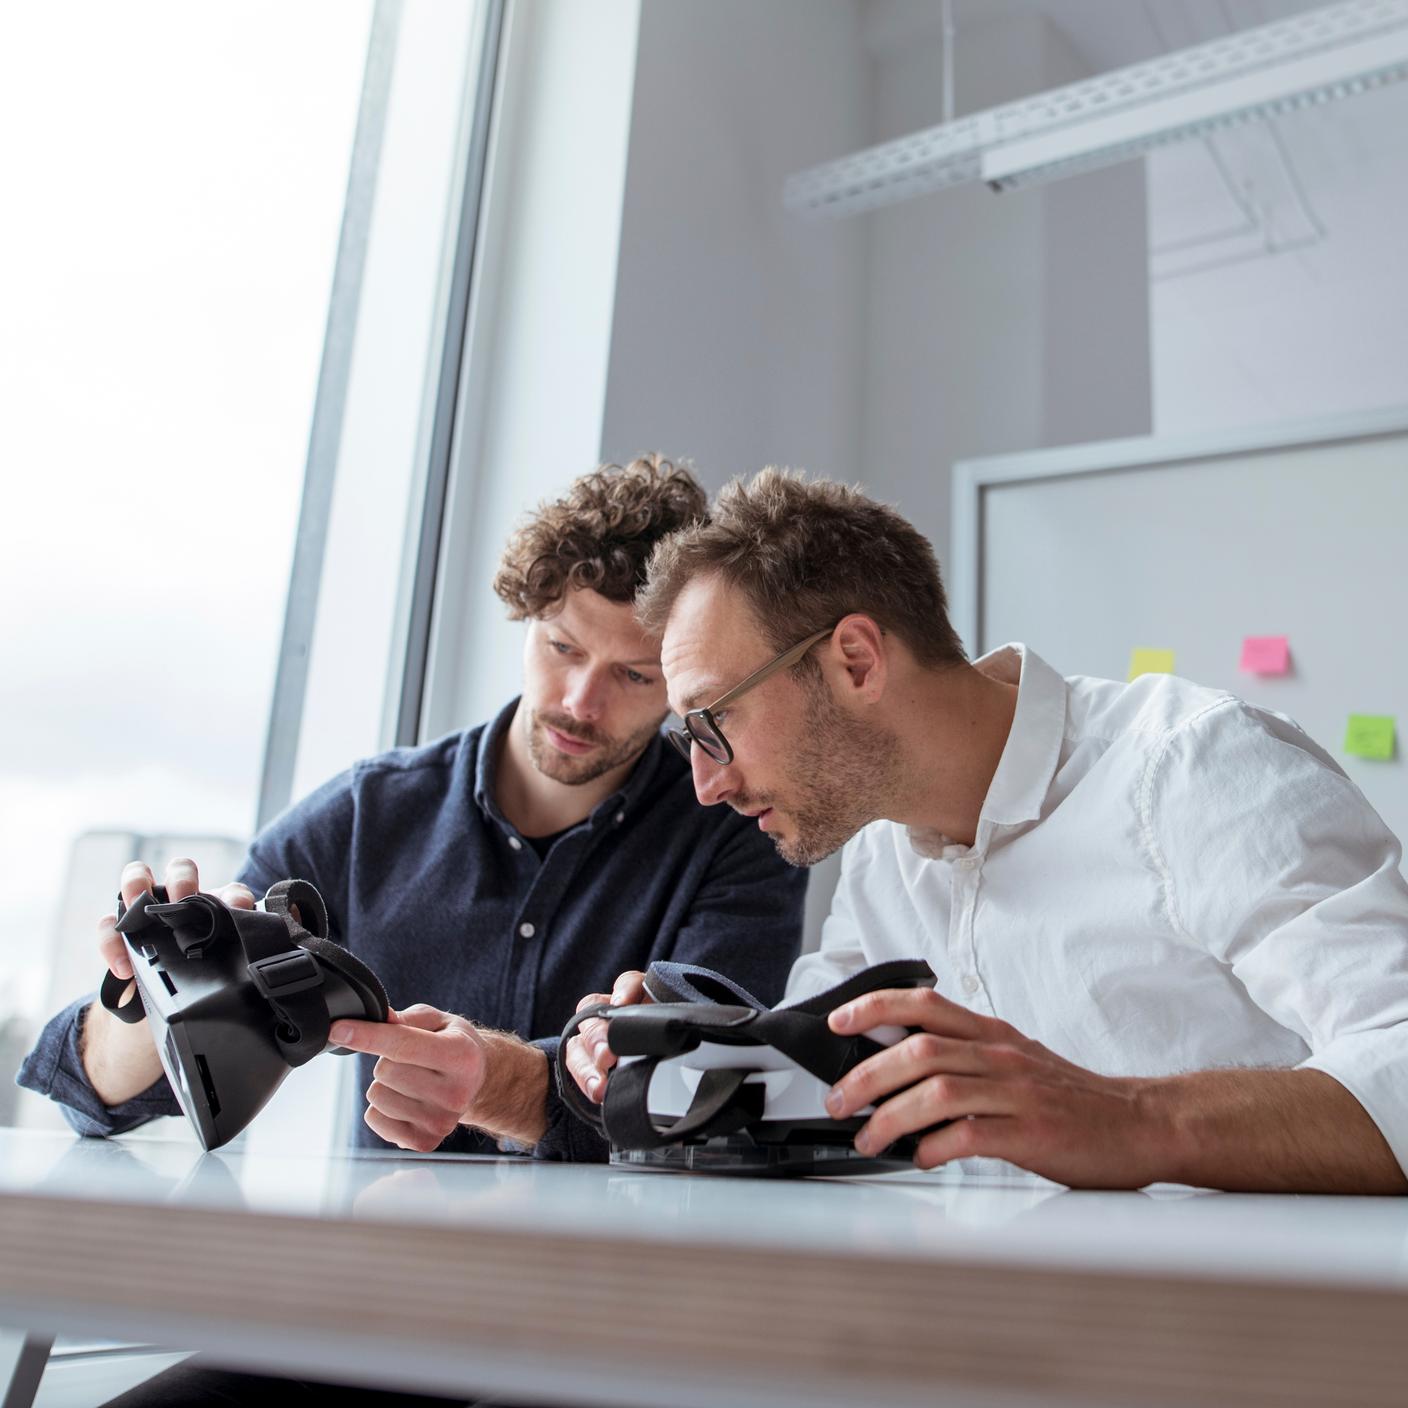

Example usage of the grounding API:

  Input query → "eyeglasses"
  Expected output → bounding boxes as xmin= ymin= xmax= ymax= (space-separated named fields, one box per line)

xmin=667 ymin=625 xmax=835 ymax=767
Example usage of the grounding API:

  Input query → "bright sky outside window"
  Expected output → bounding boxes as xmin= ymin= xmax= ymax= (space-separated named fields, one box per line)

xmin=0 ymin=1 xmax=372 ymax=1124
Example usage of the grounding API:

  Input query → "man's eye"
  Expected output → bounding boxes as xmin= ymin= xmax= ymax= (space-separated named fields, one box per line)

xmin=711 ymin=709 xmax=729 ymax=725
xmin=549 ymin=639 xmax=572 ymax=655
xmin=625 ymin=669 xmax=655 ymax=686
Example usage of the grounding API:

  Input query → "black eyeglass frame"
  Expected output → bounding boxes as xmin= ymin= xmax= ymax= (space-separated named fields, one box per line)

xmin=666 ymin=624 xmax=835 ymax=767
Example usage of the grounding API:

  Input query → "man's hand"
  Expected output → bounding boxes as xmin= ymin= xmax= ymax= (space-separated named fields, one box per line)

xmin=100 ymin=858 xmax=256 ymax=997
xmin=825 ymin=987 xmax=1160 ymax=1188
xmin=825 ymin=987 xmax=1408 ymax=1194
xmin=85 ymin=858 xmax=254 ymax=1107
xmin=563 ymin=970 xmax=648 ymax=1105
xmin=331 ymin=1005 xmax=549 ymax=1152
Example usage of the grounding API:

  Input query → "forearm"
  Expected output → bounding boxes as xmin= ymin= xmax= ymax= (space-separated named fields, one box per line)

xmin=80 ymin=997 xmax=165 ymax=1107
xmin=459 ymin=1029 xmax=550 ymax=1147
xmin=1139 ymin=1067 xmax=1407 ymax=1194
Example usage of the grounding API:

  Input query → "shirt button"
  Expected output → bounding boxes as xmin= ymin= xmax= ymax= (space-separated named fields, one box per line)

xmin=507 ymin=836 xmax=522 ymax=851
xmin=519 ymin=922 xmax=536 ymax=939
xmin=957 ymin=857 xmax=977 ymax=871
xmin=614 ymin=811 xmax=625 ymax=825
xmin=961 ymin=974 xmax=980 ymax=996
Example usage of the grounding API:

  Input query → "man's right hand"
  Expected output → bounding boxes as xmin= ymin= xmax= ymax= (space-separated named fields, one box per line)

xmin=84 ymin=858 xmax=255 ymax=1107
xmin=563 ymin=969 xmax=648 ymax=1105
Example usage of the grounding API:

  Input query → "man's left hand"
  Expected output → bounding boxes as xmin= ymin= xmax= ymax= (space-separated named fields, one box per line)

xmin=331 ymin=1005 xmax=548 ymax=1153
xmin=825 ymin=987 xmax=1161 ymax=1188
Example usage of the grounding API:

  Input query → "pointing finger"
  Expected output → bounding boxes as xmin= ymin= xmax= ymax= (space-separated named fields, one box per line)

xmin=331 ymin=1017 xmax=462 ymax=1068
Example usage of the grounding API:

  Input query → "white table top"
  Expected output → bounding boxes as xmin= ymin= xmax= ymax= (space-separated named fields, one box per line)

xmin=3 ymin=1129 xmax=1407 ymax=1407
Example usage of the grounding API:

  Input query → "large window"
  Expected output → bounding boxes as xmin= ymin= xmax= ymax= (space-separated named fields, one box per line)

xmin=0 ymin=3 xmax=373 ymax=1128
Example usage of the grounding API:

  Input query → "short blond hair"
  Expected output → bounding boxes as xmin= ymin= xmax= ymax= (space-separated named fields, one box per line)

xmin=638 ymin=468 xmax=966 ymax=668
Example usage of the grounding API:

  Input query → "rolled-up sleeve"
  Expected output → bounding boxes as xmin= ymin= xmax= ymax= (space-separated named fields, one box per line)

xmin=15 ymin=995 xmax=182 ymax=1137
xmin=531 ymin=1035 xmax=609 ymax=1162
xmin=1151 ymin=701 xmax=1408 ymax=1175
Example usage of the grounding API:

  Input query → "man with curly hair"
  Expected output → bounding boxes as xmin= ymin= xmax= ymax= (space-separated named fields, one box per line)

xmin=22 ymin=455 xmax=806 ymax=1167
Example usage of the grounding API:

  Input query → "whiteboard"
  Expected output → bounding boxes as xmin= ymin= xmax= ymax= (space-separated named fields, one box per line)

xmin=950 ymin=408 xmax=1408 ymax=847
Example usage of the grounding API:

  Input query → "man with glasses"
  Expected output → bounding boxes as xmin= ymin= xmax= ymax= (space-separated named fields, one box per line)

xmin=567 ymin=468 xmax=1408 ymax=1194
xmin=21 ymin=457 xmax=805 ymax=1169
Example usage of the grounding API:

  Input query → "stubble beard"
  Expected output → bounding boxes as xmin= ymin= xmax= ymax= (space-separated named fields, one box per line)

xmin=745 ymin=678 xmax=902 ymax=868
xmin=525 ymin=706 xmax=660 ymax=786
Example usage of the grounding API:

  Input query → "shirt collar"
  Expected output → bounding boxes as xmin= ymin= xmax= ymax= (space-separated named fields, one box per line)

xmin=472 ymin=696 xmax=667 ymax=828
xmin=971 ymin=642 xmax=1067 ymax=827
xmin=472 ymin=698 xmax=519 ymax=822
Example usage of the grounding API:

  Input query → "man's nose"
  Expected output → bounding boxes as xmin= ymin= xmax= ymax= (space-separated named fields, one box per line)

xmin=562 ymin=666 xmax=606 ymax=721
xmin=690 ymin=744 xmax=736 ymax=807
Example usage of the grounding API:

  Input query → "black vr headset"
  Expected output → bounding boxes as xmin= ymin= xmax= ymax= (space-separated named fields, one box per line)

xmin=100 ymin=879 xmax=388 ymax=1151
xmin=557 ymin=957 xmax=941 ymax=1176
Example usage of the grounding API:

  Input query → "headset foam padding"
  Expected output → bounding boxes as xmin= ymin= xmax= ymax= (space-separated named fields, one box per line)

xmin=262 ymin=878 xmax=387 ymax=1021
xmin=296 ymin=932 xmax=389 ymax=1022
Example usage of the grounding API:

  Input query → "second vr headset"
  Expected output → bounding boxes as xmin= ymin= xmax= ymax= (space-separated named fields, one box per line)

xmin=557 ymin=957 xmax=940 ymax=1176
xmin=101 ymin=879 xmax=389 ymax=1151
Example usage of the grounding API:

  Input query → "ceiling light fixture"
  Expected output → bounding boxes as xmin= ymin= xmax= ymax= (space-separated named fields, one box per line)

xmin=783 ymin=0 xmax=1408 ymax=216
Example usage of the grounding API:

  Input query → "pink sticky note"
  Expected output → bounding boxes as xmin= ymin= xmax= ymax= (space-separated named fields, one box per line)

xmin=1240 ymin=635 xmax=1290 ymax=676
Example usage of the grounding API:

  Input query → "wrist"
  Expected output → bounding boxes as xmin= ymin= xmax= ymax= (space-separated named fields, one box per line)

xmin=460 ymin=1031 xmax=549 ymax=1147
xmin=1129 ymin=1074 xmax=1194 ymax=1185
xmin=81 ymin=998 xmax=163 ymax=1107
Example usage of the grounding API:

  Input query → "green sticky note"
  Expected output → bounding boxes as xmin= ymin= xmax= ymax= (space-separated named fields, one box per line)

xmin=1128 ymin=648 xmax=1175 ymax=682
xmin=1343 ymin=715 xmax=1396 ymax=761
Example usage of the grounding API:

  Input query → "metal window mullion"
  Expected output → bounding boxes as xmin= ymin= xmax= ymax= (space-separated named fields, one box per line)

xmin=390 ymin=0 xmax=507 ymax=750
xmin=254 ymin=0 xmax=403 ymax=832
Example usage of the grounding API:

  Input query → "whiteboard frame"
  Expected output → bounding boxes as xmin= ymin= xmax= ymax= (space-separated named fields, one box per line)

xmin=949 ymin=404 xmax=1408 ymax=658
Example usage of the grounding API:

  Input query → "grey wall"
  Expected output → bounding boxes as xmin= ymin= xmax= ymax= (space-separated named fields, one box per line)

xmin=422 ymin=0 xmax=643 ymax=739
xmin=601 ymin=0 xmax=1154 ymax=949
xmin=1149 ymin=81 xmax=1408 ymax=434
xmin=605 ymin=0 xmax=1153 ymax=575
xmin=600 ymin=0 xmax=870 ymax=491
xmin=859 ymin=0 xmax=1151 ymax=569
xmin=600 ymin=0 xmax=873 ymax=951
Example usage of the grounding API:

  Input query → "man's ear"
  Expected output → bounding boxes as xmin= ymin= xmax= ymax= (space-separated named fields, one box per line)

xmin=830 ymin=615 xmax=887 ymax=700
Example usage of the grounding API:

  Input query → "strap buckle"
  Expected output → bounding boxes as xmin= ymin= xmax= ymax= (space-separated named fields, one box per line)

xmin=248 ymin=949 xmax=322 ymax=1000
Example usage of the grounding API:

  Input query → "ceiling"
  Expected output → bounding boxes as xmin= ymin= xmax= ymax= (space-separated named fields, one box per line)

xmin=860 ymin=0 xmax=1408 ymax=432
xmin=862 ymin=0 xmax=1334 ymax=71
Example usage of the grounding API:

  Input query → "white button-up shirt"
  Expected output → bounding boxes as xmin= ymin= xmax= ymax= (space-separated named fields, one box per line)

xmin=786 ymin=643 xmax=1408 ymax=1174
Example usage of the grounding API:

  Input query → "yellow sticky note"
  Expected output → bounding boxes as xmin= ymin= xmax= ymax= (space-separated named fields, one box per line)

xmin=1128 ymin=648 xmax=1175 ymax=682
xmin=1343 ymin=715 xmax=1396 ymax=761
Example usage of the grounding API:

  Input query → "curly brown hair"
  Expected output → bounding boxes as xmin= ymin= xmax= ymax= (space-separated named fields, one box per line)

xmin=638 ymin=467 xmax=967 ymax=669
xmin=493 ymin=454 xmax=707 ymax=620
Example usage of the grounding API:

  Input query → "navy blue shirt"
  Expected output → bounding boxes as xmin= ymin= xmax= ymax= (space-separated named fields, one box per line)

xmin=17 ymin=701 xmax=806 ymax=1161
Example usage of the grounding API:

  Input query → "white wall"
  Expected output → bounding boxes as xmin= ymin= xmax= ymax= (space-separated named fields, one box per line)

xmin=596 ymin=0 xmax=874 ymax=951
xmin=424 ymin=0 xmax=643 ymax=737
xmin=600 ymin=0 xmax=870 ymax=490
xmin=293 ymin=1 xmax=485 ymax=801
xmin=595 ymin=1 xmax=1153 ymax=948
xmin=416 ymin=1 xmax=1404 ymax=959
xmin=1149 ymin=82 xmax=1408 ymax=434
xmin=858 ymin=1 xmax=1151 ymax=570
